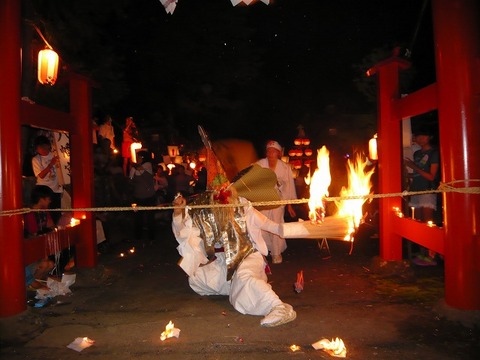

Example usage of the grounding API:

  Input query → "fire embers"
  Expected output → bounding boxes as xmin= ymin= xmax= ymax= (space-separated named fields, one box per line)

xmin=293 ymin=270 xmax=304 ymax=293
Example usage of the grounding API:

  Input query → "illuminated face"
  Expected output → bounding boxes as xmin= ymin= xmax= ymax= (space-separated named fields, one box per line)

xmin=36 ymin=144 xmax=51 ymax=156
xmin=414 ymin=134 xmax=431 ymax=146
xmin=266 ymin=147 xmax=281 ymax=160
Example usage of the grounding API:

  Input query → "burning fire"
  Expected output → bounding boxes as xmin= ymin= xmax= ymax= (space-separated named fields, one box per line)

xmin=308 ymin=146 xmax=331 ymax=223
xmin=312 ymin=337 xmax=347 ymax=357
xmin=336 ymin=154 xmax=374 ymax=240
xmin=160 ymin=320 xmax=180 ymax=341
xmin=160 ymin=321 xmax=175 ymax=341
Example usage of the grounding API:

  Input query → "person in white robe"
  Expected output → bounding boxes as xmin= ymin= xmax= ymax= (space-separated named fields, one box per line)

xmin=256 ymin=140 xmax=297 ymax=264
xmin=171 ymin=192 xmax=296 ymax=327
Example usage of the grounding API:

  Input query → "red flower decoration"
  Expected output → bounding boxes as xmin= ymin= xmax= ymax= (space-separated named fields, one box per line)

xmin=213 ymin=188 xmax=231 ymax=204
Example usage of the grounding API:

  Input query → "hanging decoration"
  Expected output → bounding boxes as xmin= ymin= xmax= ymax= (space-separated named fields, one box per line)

xmin=231 ymin=0 xmax=270 ymax=5
xmin=159 ymin=0 xmax=177 ymax=14
xmin=37 ymin=48 xmax=59 ymax=85
xmin=160 ymin=0 xmax=269 ymax=14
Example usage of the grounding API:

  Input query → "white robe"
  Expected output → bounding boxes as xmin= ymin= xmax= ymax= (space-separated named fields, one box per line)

xmin=171 ymin=198 xmax=283 ymax=316
xmin=255 ymin=158 xmax=297 ymax=256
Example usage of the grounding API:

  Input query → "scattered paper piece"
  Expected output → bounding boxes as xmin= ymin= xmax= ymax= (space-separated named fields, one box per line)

xmin=67 ymin=337 xmax=95 ymax=352
xmin=36 ymin=273 xmax=76 ymax=300
xmin=312 ymin=337 xmax=347 ymax=357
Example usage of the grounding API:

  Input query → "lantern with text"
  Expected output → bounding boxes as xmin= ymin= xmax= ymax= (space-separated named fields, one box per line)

xmin=37 ymin=49 xmax=59 ymax=85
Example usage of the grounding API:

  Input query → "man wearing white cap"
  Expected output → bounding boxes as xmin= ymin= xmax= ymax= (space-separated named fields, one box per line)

xmin=256 ymin=140 xmax=297 ymax=264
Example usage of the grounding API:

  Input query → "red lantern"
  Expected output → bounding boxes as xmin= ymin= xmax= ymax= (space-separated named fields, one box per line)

xmin=304 ymin=148 xmax=313 ymax=156
xmin=198 ymin=154 xmax=207 ymax=162
xmin=294 ymin=138 xmax=302 ymax=146
xmin=296 ymin=149 xmax=303 ymax=157
xmin=288 ymin=149 xmax=296 ymax=157
xmin=38 ymin=49 xmax=59 ymax=85
xmin=293 ymin=160 xmax=302 ymax=169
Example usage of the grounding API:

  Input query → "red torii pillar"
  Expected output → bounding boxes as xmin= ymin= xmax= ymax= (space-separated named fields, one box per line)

xmin=432 ymin=0 xmax=480 ymax=309
xmin=373 ymin=0 xmax=479 ymax=310
xmin=70 ymin=76 xmax=97 ymax=268
xmin=0 ymin=0 xmax=25 ymax=316
xmin=0 ymin=0 xmax=97 ymax=317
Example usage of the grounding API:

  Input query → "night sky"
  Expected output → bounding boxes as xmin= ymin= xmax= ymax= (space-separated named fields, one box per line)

xmin=30 ymin=0 xmax=435 ymax=154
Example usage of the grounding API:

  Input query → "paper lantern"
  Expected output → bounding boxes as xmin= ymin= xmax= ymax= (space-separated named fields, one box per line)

xmin=368 ymin=134 xmax=378 ymax=160
xmin=302 ymin=138 xmax=311 ymax=146
xmin=288 ymin=149 xmax=296 ymax=157
xmin=293 ymin=160 xmax=302 ymax=169
xmin=198 ymin=154 xmax=206 ymax=162
xmin=168 ymin=145 xmax=179 ymax=157
xmin=130 ymin=142 xmax=142 ymax=163
xmin=37 ymin=49 xmax=59 ymax=85
xmin=294 ymin=138 xmax=302 ymax=146
xmin=304 ymin=148 xmax=313 ymax=157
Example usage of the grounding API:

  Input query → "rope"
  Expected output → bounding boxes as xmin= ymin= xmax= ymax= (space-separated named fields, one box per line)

xmin=1 ymin=179 xmax=479 ymax=217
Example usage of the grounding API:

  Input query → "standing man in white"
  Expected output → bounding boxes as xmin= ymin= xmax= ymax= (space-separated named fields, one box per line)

xmin=256 ymin=140 xmax=297 ymax=264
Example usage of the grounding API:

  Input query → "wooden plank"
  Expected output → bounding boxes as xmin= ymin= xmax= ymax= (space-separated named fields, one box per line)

xmin=23 ymin=222 xmax=83 ymax=266
xmin=392 ymin=214 xmax=445 ymax=255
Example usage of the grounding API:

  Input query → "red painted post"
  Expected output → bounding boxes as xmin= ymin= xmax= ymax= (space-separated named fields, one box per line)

xmin=369 ymin=58 xmax=410 ymax=261
xmin=432 ymin=0 xmax=480 ymax=309
xmin=0 ymin=0 xmax=26 ymax=317
xmin=70 ymin=76 xmax=97 ymax=267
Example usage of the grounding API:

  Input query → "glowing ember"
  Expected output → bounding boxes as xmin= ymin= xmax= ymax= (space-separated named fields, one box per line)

xmin=120 ymin=253 xmax=125 ymax=257
xmin=308 ymin=146 xmax=331 ymax=223
xmin=160 ymin=320 xmax=180 ymax=341
xmin=312 ymin=337 xmax=347 ymax=357
xmin=336 ymin=154 xmax=374 ymax=240
xmin=70 ymin=218 xmax=80 ymax=227
xmin=290 ymin=344 xmax=301 ymax=352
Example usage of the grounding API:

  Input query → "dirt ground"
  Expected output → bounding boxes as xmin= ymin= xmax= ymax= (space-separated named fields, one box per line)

xmin=1 ymin=213 xmax=479 ymax=359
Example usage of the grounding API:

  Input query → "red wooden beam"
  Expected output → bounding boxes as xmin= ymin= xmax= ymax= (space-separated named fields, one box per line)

xmin=392 ymin=214 xmax=445 ymax=255
xmin=20 ymin=102 xmax=75 ymax=133
xmin=23 ymin=224 xmax=83 ymax=266
xmin=392 ymin=83 xmax=438 ymax=119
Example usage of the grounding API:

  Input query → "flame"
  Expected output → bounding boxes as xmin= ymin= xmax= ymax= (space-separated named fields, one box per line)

xmin=336 ymin=154 xmax=374 ymax=240
xmin=290 ymin=344 xmax=301 ymax=352
xmin=160 ymin=320 xmax=175 ymax=341
xmin=308 ymin=146 xmax=331 ymax=223
xmin=313 ymin=337 xmax=347 ymax=357
xmin=324 ymin=337 xmax=347 ymax=357
xmin=70 ymin=218 xmax=80 ymax=227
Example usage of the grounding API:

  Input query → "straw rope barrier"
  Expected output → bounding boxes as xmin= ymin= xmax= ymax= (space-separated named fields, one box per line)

xmin=1 ymin=179 xmax=479 ymax=217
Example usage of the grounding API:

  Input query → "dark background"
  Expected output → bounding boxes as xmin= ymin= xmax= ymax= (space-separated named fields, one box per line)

xmin=24 ymin=0 xmax=435 ymax=156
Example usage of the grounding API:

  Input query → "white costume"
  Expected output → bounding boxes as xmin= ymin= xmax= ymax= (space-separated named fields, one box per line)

xmin=255 ymin=158 xmax=297 ymax=257
xmin=172 ymin=197 xmax=296 ymax=325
